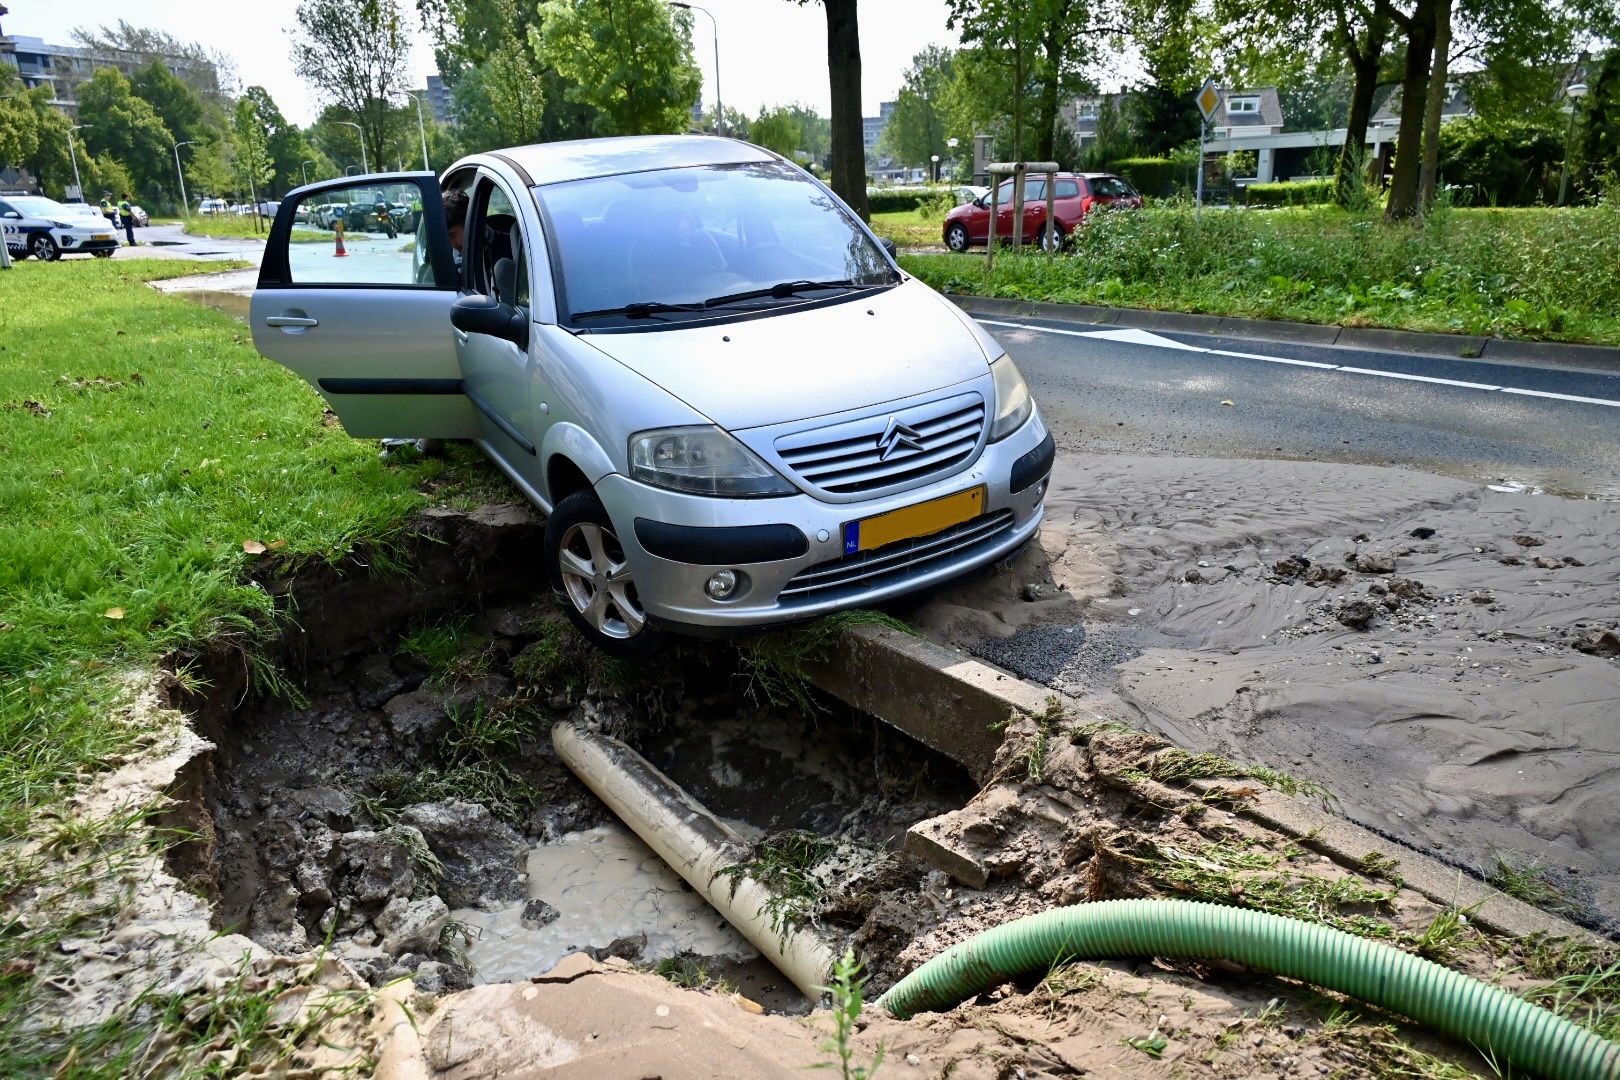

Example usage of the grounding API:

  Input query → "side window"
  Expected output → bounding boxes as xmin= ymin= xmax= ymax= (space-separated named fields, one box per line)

xmin=1055 ymin=179 xmax=1081 ymax=199
xmin=468 ymin=180 xmax=530 ymax=310
xmin=994 ymin=179 xmax=1015 ymax=204
xmin=1023 ymin=178 xmax=1046 ymax=201
xmin=284 ymin=179 xmax=443 ymax=286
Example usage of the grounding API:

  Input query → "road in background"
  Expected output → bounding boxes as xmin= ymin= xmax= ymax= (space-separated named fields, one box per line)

xmin=983 ymin=316 xmax=1620 ymax=499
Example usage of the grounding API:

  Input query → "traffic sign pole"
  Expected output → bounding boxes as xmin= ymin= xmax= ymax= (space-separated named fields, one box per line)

xmin=1195 ymin=80 xmax=1221 ymax=219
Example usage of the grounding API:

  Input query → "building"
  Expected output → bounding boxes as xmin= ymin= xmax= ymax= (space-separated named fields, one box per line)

xmin=1370 ymin=82 xmax=1474 ymax=130
xmin=862 ymin=100 xmax=895 ymax=151
xmin=1063 ymin=92 xmax=1132 ymax=149
xmin=1208 ymin=87 xmax=1285 ymax=138
xmin=0 ymin=28 xmax=218 ymax=116
xmin=424 ymin=74 xmax=452 ymax=125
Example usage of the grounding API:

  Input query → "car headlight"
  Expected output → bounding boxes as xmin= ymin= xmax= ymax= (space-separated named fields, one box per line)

xmin=989 ymin=355 xmax=1033 ymax=441
xmin=629 ymin=426 xmax=796 ymax=497
xmin=49 ymin=220 xmax=72 ymax=229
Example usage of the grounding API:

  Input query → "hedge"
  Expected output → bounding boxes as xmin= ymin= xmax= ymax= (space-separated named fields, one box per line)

xmin=866 ymin=188 xmax=954 ymax=214
xmin=1105 ymin=157 xmax=1180 ymax=199
xmin=1246 ymin=179 xmax=1336 ymax=206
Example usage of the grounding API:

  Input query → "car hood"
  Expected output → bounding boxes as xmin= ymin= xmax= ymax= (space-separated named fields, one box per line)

xmin=578 ymin=278 xmax=994 ymax=431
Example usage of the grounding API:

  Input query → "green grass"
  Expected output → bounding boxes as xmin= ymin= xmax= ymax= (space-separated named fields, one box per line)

xmin=902 ymin=202 xmax=1620 ymax=345
xmin=870 ymin=207 xmax=946 ymax=248
xmin=0 ymin=259 xmax=501 ymax=1074
xmin=736 ymin=609 xmax=912 ymax=714
xmin=716 ymin=829 xmax=838 ymax=936
xmin=1487 ymin=853 xmax=1581 ymax=917
xmin=1121 ymin=747 xmax=1334 ymax=801
xmin=180 ymin=216 xmax=271 ymax=240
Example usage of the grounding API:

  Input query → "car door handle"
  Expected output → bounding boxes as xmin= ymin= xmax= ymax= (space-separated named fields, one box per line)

xmin=266 ymin=314 xmax=319 ymax=328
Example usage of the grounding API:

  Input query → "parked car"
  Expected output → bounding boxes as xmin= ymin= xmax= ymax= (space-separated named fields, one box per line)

xmin=942 ymin=172 xmax=1143 ymax=252
xmin=0 ymin=194 xmax=121 ymax=260
xmin=250 ymin=138 xmax=1054 ymax=654
xmin=953 ymin=185 xmax=989 ymax=205
xmin=198 ymin=198 xmax=228 ymax=216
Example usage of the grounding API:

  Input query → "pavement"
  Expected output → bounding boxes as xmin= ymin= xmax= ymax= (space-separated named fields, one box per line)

xmin=974 ymin=308 xmax=1620 ymax=499
xmin=102 ymin=221 xmax=268 ymax=262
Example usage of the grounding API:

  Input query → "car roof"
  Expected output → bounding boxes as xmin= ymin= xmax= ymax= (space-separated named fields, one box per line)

xmin=493 ymin=135 xmax=776 ymax=186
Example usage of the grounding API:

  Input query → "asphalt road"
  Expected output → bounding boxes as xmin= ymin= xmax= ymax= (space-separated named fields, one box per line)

xmin=108 ymin=222 xmax=268 ymax=262
xmin=980 ymin=315 xmax=1620 ymax=499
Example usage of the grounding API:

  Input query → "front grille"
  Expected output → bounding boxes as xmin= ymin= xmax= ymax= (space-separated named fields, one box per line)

xmin=774 ymin=393 xmax=985 ymax=497
xmin=779 ymin=510 xmax=1017 ymax=602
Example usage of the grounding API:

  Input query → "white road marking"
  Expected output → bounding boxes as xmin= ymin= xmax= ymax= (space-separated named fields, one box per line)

xmin=977 ymin=318 xmax=1620 ymax=408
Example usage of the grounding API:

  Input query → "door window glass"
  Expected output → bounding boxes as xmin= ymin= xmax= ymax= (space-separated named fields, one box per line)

xmin=993 ymin=179 xmax=1015 ymax=204
xmin=469 ymin=182 xmax=530 ymax=310
xmin=1023 ymin=178 xmax=1046 ymax=201
xmin=286 ymin=180 xmax=438 ymax=285
xmin=1055 ymin=179 xmax=1081 ymax=198
xmin=1090 ymin=177 xmax=1138 ymax=198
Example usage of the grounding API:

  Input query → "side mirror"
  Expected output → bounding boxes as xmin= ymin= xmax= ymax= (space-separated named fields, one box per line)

xmin=451 ymin=293 xmax=529 ymax=350
xmin=973 ymin=196 xmax=986 ymax=208
xmin=878 ymin=237 xmax=898 ymax=261
xmin=1 ymin=211 xmax=19 ymax=220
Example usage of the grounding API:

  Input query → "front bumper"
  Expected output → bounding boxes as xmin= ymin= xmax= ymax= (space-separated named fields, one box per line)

xmin=59 ymin=232 xmax=119 ymax=253
xmin=594 ymin=409 xmax=1052 ymax=631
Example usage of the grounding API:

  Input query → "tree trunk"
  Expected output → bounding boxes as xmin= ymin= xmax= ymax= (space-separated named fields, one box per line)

xmin=1011 ymin=20 xmax=1024 ymax=162
xmin=823 ymin=0 xmax=869 ymax=221
xmin=1384 ymin=0 xmax=1438 ymax=219
xmin=1335 ymin=8 xmax=1389 ymax=206
xmin=1418 ymin=0 xmax=1451 ymax=210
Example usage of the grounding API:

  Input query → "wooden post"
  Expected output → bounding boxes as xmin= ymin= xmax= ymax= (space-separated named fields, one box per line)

xmin=986 ymin=170 xmax=1000 ymax=272
xmin=1012 ymin=162 xmax=1025 ymax=249
xmin=1044 ymin=167 xmax=1056 ymax=256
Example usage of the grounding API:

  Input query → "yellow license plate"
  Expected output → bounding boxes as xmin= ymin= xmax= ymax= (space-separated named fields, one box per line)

xmin=843 ymin=486 xmax=986 ymax=554
xmin=93 ymin=234 xmax=112 ymax=241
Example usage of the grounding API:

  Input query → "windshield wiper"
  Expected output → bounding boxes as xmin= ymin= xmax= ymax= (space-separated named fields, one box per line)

xmin=570 ymin=300 xmax=709 ymax=322
xmin=703 ymin=278 xmax=884 ymax=308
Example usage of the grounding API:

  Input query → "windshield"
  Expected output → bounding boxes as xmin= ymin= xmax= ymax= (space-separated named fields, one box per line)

xmin=533 ymin=161 xmax=895 ymax=326
xmin=10 ymin=197 xmax=66 ymax=217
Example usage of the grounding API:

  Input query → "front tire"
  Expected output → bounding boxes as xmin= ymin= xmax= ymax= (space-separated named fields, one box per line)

xmin=28 ymin=233 xmax=58 ymax=261
xmin=945 ymin=222 xmax=970 ymax=253
xmin=545 ymin=488 xmax=663 ymax=656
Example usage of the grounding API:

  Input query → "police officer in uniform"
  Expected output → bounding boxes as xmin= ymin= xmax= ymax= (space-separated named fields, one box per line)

xmin=118 ymin=193 xmax=137 ymax=246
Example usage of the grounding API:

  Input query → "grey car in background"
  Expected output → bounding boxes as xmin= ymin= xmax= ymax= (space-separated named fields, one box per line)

xmin=251 ymin=135 xmax=1054 ymax=654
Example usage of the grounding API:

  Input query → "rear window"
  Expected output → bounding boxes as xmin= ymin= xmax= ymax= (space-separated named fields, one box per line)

xmin=1090 ymin=177 xmax=1137 ymax=198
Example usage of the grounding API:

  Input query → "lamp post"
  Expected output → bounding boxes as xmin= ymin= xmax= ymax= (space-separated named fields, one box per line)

xmin=669 ymin=2 xmax=722 ymax=137
xmin=930 ymin=154 xmax=940 ymax=184
xmin=172 ymin=140 xmax=193 ymax=217
xmin=67 ymin=123 xmax=88 ymax=201
xmin=1558 ymin=82 xmax=1588 ymax=207
xmin=335 ymin=120 xmax=368 ymax=173
xmin=407 ymin=91 xmax=431 ymax=172
xmin=301 ymin=160 xmax=314 ymax=186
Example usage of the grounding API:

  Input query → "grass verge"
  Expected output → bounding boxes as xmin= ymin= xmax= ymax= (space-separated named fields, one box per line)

xmin=0 ymin=257 xmax=498 ymax=1074
xmin=901 ymin=203 xmax=1620 ymax=345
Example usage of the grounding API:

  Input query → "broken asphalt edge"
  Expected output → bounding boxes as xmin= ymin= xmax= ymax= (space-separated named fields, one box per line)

xmin=944 ymin=293 xmax=1620 ymax=375
xmin=803 ymin=623 xmax=1608 ymax=947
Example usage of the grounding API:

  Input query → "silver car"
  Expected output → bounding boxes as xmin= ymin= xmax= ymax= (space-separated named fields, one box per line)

xmin=251 ymin=136 xmax=1053 ymax=654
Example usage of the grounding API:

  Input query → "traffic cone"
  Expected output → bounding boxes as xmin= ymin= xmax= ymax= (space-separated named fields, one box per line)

xmin=334 ymin=220 xmax=348 ymax=257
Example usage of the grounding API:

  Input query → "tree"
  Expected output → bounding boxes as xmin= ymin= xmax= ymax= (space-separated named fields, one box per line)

xmin=233 ymin=94 xmax=275 ymax=216
xmin=482 ymin=41 xmax=549 ymax=146
xmin=533 ymin=0 xmax=702 ymax=136
xmin=76 ymin=67 xmax=175 ymax=204
xmin=291 ymin=0 xmax=412 ymax=176
xmin=790 ymin=0 xmax=869 ymax=221
xmin=71 ymin=20 xmax=235 ymax=104
xmin=880 ymin=46 xmax=953 ymax=169
xmin=0 ymin=66 xmax=40 ymax=173
xmin=1580 ymin=49 xmax=1620 ymax=190
xmin=237 ymin=87 xmax=320 ymax=197
xmin=751 ymin=106 xmax=804 ymax=158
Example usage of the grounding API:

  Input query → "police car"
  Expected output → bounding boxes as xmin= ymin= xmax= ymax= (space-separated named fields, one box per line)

xmin=0 ymin=194 xmax=121 ymax=261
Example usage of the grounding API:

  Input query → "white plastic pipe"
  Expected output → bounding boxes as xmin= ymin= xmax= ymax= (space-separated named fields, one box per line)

xmin=551 ymin=722 xmax=838 ymax=1001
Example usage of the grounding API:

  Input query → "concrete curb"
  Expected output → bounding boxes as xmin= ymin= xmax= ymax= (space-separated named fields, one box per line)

xmin=807 ymin=624 xmax=1606 ymax=946
xmin=946 ymin=293 xmax=1620 ymax=374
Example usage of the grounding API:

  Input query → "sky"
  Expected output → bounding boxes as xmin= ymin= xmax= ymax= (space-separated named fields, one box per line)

xmin=5 ymin=0 xmax=961 ymax=125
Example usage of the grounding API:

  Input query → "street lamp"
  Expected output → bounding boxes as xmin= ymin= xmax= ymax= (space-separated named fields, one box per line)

xmin=669 ymin=3 xmax=722 ymax=137
xmin=931 ymin=154 xmax=940 ymax=184
xmin=173 ymin=140 xmax=194 ymax=217
xmin=406 ymin=91 xmax=431 ymax=172
xmin=301 ymin=160 xmax=314 ymax=186
xmin=1558 ymin=82 xmax=1588 ymax=207
xmin=67 ymin=124 xmax=88 ymax=202
xmin=335 ymin=120 xmax=368 ymax=173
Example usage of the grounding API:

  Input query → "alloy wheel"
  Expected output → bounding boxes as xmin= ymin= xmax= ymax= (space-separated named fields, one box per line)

xmin=557 ymin=521 xmax=646 ymax=640
xmin=30 ymin=235 xmax=57 ymax=261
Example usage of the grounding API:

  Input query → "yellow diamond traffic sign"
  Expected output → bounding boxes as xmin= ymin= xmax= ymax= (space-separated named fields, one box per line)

xmin=1197 ymin=80 xmax=1222 ymax=121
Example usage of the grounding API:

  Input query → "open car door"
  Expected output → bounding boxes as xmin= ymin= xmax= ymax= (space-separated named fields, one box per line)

xmin=250 ymin=173 xmax=482 ymax=439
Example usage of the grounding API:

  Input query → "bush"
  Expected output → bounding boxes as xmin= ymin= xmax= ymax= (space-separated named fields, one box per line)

xmin=1247 ymin=179 xmax=1336 ymax=206
xmin=866 ymin=188 xmax=953 ymax=214
xmin=1438 ymin=116 xmax=1563 ymax=206
xmin=1105 ymin=157 xmax=1181 ymax=198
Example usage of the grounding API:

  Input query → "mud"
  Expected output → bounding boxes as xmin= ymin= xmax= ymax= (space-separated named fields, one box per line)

xmin=906 ymin=454 xmax=1620 ymax=934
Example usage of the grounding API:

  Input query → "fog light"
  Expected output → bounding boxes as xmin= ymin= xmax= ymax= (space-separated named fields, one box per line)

xmin=705 ymin=569 xmax=739 ymax=600
xmin=1035 ymin=478 xmax=1048 ymax=501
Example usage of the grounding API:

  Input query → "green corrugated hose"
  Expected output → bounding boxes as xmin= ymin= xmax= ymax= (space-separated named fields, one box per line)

xmin=877 ymin=898 xmax=1619 ymax=1080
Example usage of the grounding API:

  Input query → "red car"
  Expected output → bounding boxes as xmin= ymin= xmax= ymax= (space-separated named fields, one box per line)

xmin=942 ymin=172 xmax=1143 ymax=252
